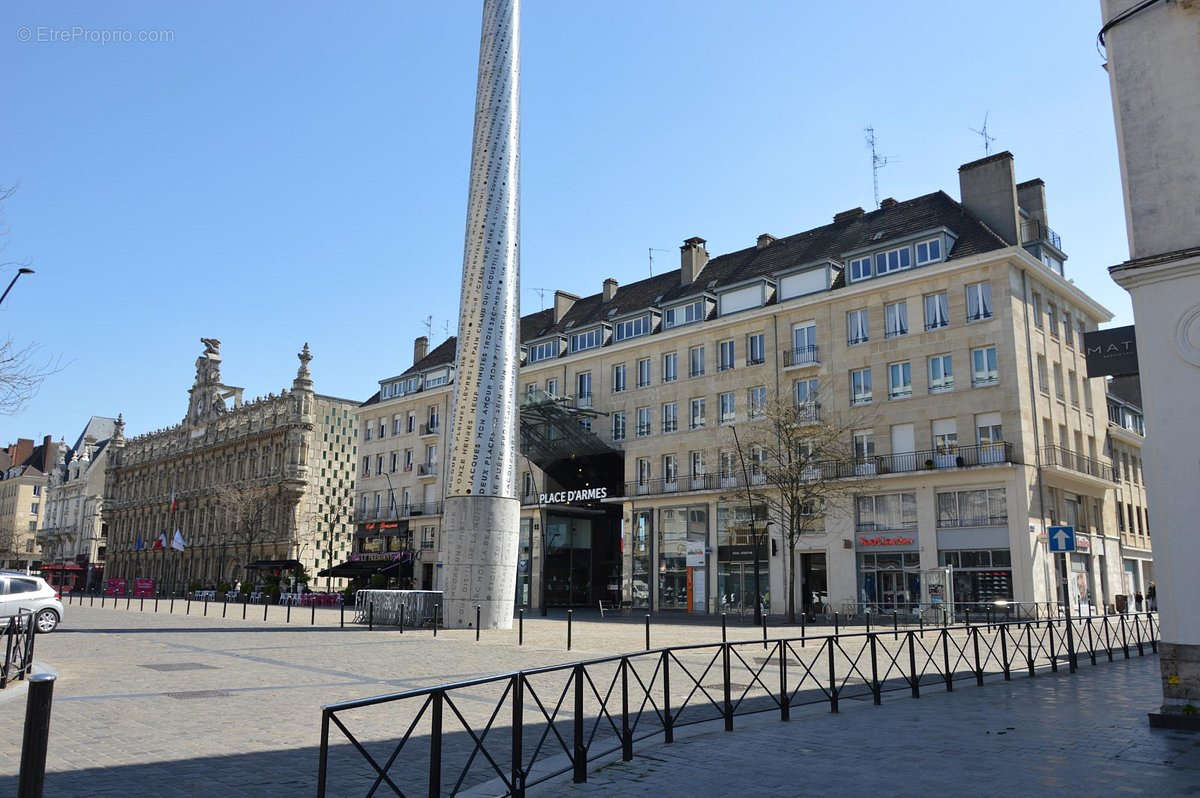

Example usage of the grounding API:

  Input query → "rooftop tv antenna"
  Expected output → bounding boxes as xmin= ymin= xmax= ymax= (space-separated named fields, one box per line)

xmin=527 ymin=287 xmax=553 ymax=310
xmin=648 ymin=247 xmax=671 ymax=277
xmin=422 ymin=315 xmax=433 ymax=338
xmin=864 ymin=125 xmax=890 ymax=208
xmin=970 ymin=112 xmax=997 ymax=156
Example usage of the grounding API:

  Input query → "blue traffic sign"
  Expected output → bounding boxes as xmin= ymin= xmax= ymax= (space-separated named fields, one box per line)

xmin=1048 ymin=525 xmax=1076 ymax=553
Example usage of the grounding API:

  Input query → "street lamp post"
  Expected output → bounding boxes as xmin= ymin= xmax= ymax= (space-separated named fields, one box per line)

xmin=729 ymin=425 xmax=763 ymax=625
xmin=0 ymin=267 xmax=33 ymax=306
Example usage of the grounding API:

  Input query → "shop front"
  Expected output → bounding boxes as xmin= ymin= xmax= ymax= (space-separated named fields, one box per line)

xmin=716 ymin=503 xmax=768 ymax=616
xmin=630 ymin=509 xmax=652 ymax=609
xmin=657 ymin=504 xmax=707 ymax=612
xmin=855 ymin=492 xmax=920 ymax=612
xmin=539 ymin=504 xmax=622 ymax=608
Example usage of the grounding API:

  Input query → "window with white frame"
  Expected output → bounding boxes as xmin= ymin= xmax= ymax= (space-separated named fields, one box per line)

xmin=577 ymin=371 xmax=592 ymax=404
xmin=528 ymin=340 xmax=558 ymax=363
xmin=689 ymin=345 xmax=705 ymax=377
xmin=929 ymin=354 xmax=953 ymax=392
xmin=966 ymin=281 xmax=993 ymax=321
xmin=637 ymin=358 xmax=651 ymax=388
xmin=637 ymin=406 xmax=652 ymax=437
xmin=570 ymin=328 xmax=603 ymax=353
xmin=361 ymin=456 xmax=371 ymax=476
xmin=888 ymin=361 xmax=912 ymax=399
xmin=1032 ymin=292 xmax=1043 ymax=328
xmin=885 ymin=301 xmax=909 ymax=338
xmin=614 ymin=314 xmax=651 ymax=342
xmin=662 ymin=402 xmax=678 ymax=433
xmin=932 ymin=418 xmax=958 ymax=454
xmin=857 ymin=492 xmax=917 ymax=531
xmin=937 ymin=487 xmax=1007 ymax=527
xmin=1063 ymin=311 xmax=1074 ymax=347
xmin=747 ymin=333 xmax=766 ymax=365
xmin=392 ymin=416 xmax=402 ymax=435
xmin=663 ymin=454 xmax=678 ymax=484
xmin=972 ymin=346 xmax=998 ymax=386
xmin=924 ymin=292 xmax=949 ymax=330
xmin=792 ymin=322 xmax=816 ymax=355
xmin=545 ymin=377 xmax=559 ymax=397
xmin=690 ymin=397 xmax=706 ymax=429
xmin=664 ymin=300 xmax=705 ymax=329
xmin=749 ymin=385 xmax=767 ymax=418
xmin=853 ymin=429 xmax=876 ymax=462
xmin=637 ymin=457 xmax=651 ymax=486
xmin=1037 ymin=355 xmax=1049 ymax=393
xmin=874 ymin=245 xmax=912 ymax=274
xmin=690 ymin=450 xmax=705 ymax=480
xmin=851 ymin=367 xmax=872 ymax=405
xmin=663 ymin=352 xmax=678 ymax=383
xmin=1053 ymin=362 xmax=1064 ymax=399
xmin=849 ymin=255 xmax=872 ymax=282
xmin=975 ymin=412 xmax=1003 ymax=445
xmin=718 ymin=339 xmax=735 ymax=371
xmin=612 ymin=363 xmax=627 ymax=393
xmin=719 ymin=450 xmax=737 ymax=480
xmin=1083 ymin=377 xmax=1093 ymax=413
xmin=847 ymin=309 xmax=869 ymax=345
xmin=719 ymin=391 xmax=735 ymax=423
xmin=1068 ymin=370 xmax=1079 ymax=406
xmin=915 ymin=237 xmax=943 ymax=265
xmin=793 ymin=377 xmax=818 ymax=408
xmin=407 ymin=412 xmax=415 ymax=433
xmin=612 ymin=412 xmax=626 ymax=441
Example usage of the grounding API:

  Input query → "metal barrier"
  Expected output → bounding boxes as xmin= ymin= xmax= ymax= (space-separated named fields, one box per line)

xmin=354 ymin=590 xmax=443 ymax=627
xmin=317 ymin=609 xmax=1159 ymax=797
xmin=2 ymin=610 xmax=37 ymax=689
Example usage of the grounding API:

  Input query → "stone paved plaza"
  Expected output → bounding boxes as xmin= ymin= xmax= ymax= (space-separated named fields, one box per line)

xmin=0 ymin=602 xmax=1189 ymax=796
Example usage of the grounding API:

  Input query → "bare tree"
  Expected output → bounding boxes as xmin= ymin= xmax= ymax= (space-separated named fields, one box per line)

xmin=0 ymin=184 xmax=61 ymax=414
xmin=212 ymin=482 xmax=285 ymax=583
xmin=727 ymin=386 xmax=876 ymax=624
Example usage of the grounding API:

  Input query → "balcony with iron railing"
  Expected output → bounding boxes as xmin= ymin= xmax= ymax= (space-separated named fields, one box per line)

xmin=1021 ymin=218 xmax=1063 ymax=252
xmin=1041 ymin=445 xmax=1114 ymax=482
xmin=783 ymin=346 xmax=820 ymax=368
xmin=419 ymin=422 xmax=440 ymax=437
xmin=417 ymin=463 xmax=439 ymax=477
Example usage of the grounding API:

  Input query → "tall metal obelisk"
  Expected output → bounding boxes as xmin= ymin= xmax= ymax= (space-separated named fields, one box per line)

xmin=442 ymin=0 xmax=522 ymax=630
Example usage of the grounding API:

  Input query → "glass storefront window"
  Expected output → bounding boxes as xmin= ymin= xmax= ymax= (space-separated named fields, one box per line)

xmin=517 ymin=518 xmax=532 ymax=607
xmin=716 ymin=503 xmax=769 ymax=616
xmin=857 ymin=552 xmax=921 ymax=611
xmin=659 ymin=506 xmax=706 ymax=611
xmin=544 ymin=518 xmax=592 ymax=606
xmin=939 ymin=549 xmax=1014 ymax=606
xmin=632 ymin=511 xmax=651 ymax=609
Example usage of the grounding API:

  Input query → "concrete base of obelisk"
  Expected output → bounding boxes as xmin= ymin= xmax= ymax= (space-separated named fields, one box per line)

xmin=441 ymin=494 xmax=520 ymax=630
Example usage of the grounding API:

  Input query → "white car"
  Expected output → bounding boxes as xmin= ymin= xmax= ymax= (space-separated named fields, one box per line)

xmin=0 ymin=572 xmax=63 ymax=633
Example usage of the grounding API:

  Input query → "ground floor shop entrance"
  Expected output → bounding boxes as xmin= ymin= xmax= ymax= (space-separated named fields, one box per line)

xmin=858 ymin=552 xmax=921 ymax=612
xmin=541 ymin=508 xmax=622 ymax=607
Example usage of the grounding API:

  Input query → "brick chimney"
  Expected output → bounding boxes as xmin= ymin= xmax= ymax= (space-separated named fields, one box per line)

xmin=959 ymin=151 xmax=1020 ymax=245
xmin=602 ymin=278 xmax=618 ymax=303
xmin=756 ymin=233 xmax=776 ymax=249
xmin=554 ymin=290 xmax=579 ymax=324
xmin=680 ymin=237 xmax=708 ymax=286
xmin=1017 ymin=178 xmax=1049 ymax=230
xmin=413 ymin=336 xmax=428 ymax=366
xmin=879 ymin=197 xmax=897 ymax=209
xmin=833 ymin=207 xmax=865 ymax=223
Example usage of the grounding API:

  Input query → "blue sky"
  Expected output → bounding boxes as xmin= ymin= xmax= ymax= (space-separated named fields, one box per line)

xmin=1 ymin=0 xmax=1126 ymax=444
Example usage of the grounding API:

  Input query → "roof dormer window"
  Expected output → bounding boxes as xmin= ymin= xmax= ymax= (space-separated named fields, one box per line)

xmin=569 ymin=327 xmax=604 ymax=353
xmin=874 ymin=245 xmax=912 ymax=275
xmin=915 ymin=237 xmax=943 ymax=265
xmin=849 ymin=256 xmax=872 ymax=282
xmin=663 ymin=299 xmax=705 ymax=329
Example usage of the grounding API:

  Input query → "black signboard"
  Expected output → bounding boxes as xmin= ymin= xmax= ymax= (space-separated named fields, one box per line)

xmin=719 ymin=544 xmax=767 ymax=563
xmin=1084 ymin=325 xmax=1138 ymax=378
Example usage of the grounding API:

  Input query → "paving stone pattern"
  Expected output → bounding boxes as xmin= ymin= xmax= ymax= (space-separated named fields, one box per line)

xmin=0 ymin=601 xmax=1181 ymax=797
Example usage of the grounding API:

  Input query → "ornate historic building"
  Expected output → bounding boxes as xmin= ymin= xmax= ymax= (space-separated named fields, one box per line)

xmin=103 ymin=340 xmax=358 ymax=590
xmin=37 ymin=416 xmax=118 ymax=591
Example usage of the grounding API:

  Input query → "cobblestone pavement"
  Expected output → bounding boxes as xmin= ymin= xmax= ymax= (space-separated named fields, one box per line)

xmin=0 ymin=601 xmax=1178 ymax=797
xmin=553 ymin=653 xmax=1200 ymax=797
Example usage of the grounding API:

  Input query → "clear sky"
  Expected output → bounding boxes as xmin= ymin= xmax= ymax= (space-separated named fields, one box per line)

xmin=1 ymin=0 xmax=1127 ymax=446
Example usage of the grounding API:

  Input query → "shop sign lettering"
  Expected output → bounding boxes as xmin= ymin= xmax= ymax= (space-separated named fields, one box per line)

xmin=539 ymin=487 xmax=608 ymax=504
xmin=857 ymin=535 xmax=915 ymax=547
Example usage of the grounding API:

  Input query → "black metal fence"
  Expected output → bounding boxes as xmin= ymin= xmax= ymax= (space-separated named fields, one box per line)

xmin=1 ymin=609 xmax=37 ymax=689
xmin=317 ymin=609 xmax=1159 ymax=798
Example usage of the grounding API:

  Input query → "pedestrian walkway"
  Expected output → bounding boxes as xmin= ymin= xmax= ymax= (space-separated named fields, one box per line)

xmin=553 ymin=654 xmax=1199 ymax=797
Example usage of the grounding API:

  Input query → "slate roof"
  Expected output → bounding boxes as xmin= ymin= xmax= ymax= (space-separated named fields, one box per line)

xmin=359 ymin=189 xmax=1009 ymax=404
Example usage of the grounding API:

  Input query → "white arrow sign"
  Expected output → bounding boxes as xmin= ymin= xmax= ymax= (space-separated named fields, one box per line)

xmin=1053 ymin=529 xmax=1071 ymax=549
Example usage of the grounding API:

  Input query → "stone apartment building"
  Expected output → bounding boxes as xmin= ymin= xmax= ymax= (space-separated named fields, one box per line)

xmin=104 ymin=340 xmax=358 ymax=591
xmin=0 ymin=436 xmax=63 ymax=571
xmin=36 ymin=416 xmax=117 ymax=591
xmin=360 ymin=151 xmax=1140 ymax=617
xmin=1105 ymin=376 xmax=1152 ymax=604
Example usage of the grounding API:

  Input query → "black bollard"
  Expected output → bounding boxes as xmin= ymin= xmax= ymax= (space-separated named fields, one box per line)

xmin=801 ymin=610 xmax=806 ymax=648
xmin=203 ymin=599 xmax=208 ymax=617
xmin=866 ymin=614 xmax=871 ymax=635
xmin=154 ymin=595 xmax=159 ymax=613
xmin=169 ymin=595 xmax=173 ymax=613
xmin=834 ymin=612 xmax=839 ymax=637
xmin=762 ymin=614 xmax=767 ymax=650
xmin=263 ymin=602 xmax=268 ymax=622
xmin=567 ymin=609 xmax=573 ymax=651
xmin=476 ymin=606 xmax=481 ymax=641
xmin=965 ymin=609 xmax=970 ymax=627
xmin=186 ymin=597 xmax=191 ymax=616
xmin=433 ymin=604 xmax=439 ymax=637
xmin=126 ymin=594 xmax=130 ymax=610
xmin=368 ymin=602 xmax=374 ymax=631
xmin=223 ymin=600 xmax=227 ymax=619
xmin=286 ymin=602 xmax=291 ymax=624
xmin=518 ymin=609 xmax=524 ymax=646
xmin=722 ymin=613 xmax=727 ymax=642
xmin=242 ymin=597 xmax=247 ymax=620
xmin=339 ymin=599 xmax=344 ymax=629
xmin=311 ymin=601 xmax=316 ymax=626
xmin=140 ymin=596 xmax=144 ymax=612
xmin=399 ymin=605 xmax=405 ymax=634
xmin=646 ymin=614 xmax=651 ymax=651
xmin=18 ymin=673 xmax=55 ymax=798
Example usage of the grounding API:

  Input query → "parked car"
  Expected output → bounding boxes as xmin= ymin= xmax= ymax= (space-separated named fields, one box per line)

xmin=0 ymin=571 xmax=63 ymax=633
